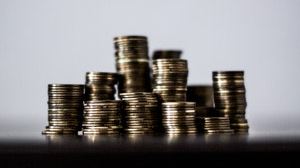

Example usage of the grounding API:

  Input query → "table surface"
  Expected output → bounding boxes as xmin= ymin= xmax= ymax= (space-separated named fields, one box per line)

xmin=1 ymin=132 xmax=300 ymax=167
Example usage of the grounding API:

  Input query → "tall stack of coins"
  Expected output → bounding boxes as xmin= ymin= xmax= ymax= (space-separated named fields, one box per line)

xmin=187 ymin=85 xmax=215 ymax=117
xmin=213 ymin=71 xmax=249 ymax=133
xmin=152 ymin=50 xmax=182 ymax=60
xmin=152 ymin=59 xmax=188 ymax=102
xmin=85 ymin=72 xmax=118 ymax=101
xmin=162 ymin=102 xmax=197 ymax=134
xmin=114 ymin=36 xmax=151 ymax=94
xmin=42 ymin=84 xmax=84 ymax=135
xmin=197 ymin=117 xmax=234 ymax=134
xmin=120 ymin=92 xmax=162 ymax=134
xmin=82 ymin=100 xmax=122 ymax=135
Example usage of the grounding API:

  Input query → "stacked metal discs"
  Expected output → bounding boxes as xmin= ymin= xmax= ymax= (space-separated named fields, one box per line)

xmin=162 ymin=102 xmax=197 ymax=134
xmin=114 ymin=36 xmax=151 ymax=94
xmin=187 ymin=85 xmax=215 ymax=117
xmin=187 ymin=85 xmax=214 ymax=107
xmin=85 ymin=72 xmax=118 ymax=101
xmin=152 ymin=59 xmax=188 ymax=102
xmin=213 ymin=71 xmax=249 ymax=133
xmin=152 ymin=50 xmax=182 ymax=60
xmin=42 ymin=84 xmax=84 ymax=135
xmin=197 ymin=117 xmax=234 ymax=134
xmin=120 ymin=92 xmax=162 ymax=134
xmin=82 ymin=100 xmax=122 ymax=135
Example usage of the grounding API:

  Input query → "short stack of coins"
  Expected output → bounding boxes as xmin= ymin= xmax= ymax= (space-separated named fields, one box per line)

xmin=85 ymin=72 xmax=118 ymax=101
xmin=152 ymin=59 xmax=188 ymax=102
xmin=187 ymin=85 xmax=215 ymax=117
xmin=42 ymin=84 xmax=84 ymax=135
xmin=162 ymin=102 xmax=197 ymax=134
xmin=197 ymin=117 xmax=234 ymax=134
xmin=120 ymin=92 xmax=162 ymax=134
xmin=114 ymin=36 xmax=151 ymax=94
xmin=82 ymin=100 xmax=122 ymax=135
xmin=213 ymin=71 xmax=249 ymax=133
xmin=152 ymin=50 xmax=182 ymax=60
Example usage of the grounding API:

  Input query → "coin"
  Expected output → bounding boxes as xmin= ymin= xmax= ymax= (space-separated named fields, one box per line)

xmin=152 ymin=50 xmax=182 ymax=60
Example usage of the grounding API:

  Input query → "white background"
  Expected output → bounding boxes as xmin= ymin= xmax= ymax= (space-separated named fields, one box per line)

xmin=0 ymin=0 xmax=300 ymax=134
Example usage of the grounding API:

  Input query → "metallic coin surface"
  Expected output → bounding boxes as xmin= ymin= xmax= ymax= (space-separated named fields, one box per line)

xmin=114 ymin=35 xmax=151 ymax=95
xmin=42 ymin=84 xmax=84 ymax=135
xmin=212 ymin=71 xmax=249 ymax=133
xmin=152 ymin=59 xmax=188 ymax=102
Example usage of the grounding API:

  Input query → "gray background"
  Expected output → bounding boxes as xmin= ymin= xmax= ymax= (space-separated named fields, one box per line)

xmin=0 ymin=0 xmax=299 ymax=134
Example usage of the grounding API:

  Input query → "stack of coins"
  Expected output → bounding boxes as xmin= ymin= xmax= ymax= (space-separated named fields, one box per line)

xmin=152 ymin=50 xmax=182 ymax=60
xmin=120 ymin=92 xmax=162 ymax=134
xmin=114 ymin=36 xmax=151 ymax=94
xmin=82 ymin=100 xmax=122 ymax=135
xmin=197 ymin=117 xmax=234 ymax=134
xmin=152 ymin=59 xmax=188 ymax=102
xmin=187 ymin=85 xmax=214 ymax=107
xmin=42 ymin=84 xmax=84 ymax=135
xmin=230 ymin=116 xmax=249 ymax=133
xmin=85 ymin=72 xmax=118 ymax=101
xmin=213 ymin=71 xmax=249 ymax=133
xmin=187 ymin=85 xmax=215 ymax=117
xmin=162 ymin=102 xmax=197 ymax=134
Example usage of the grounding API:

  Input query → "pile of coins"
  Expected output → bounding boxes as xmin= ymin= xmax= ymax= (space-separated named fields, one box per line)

xmin=187 ymin=85 xmax=214 ymax=107
xmin=82 ymin=100 xmax=122 ymax=135
xmin=152 ymin=50 xmax=182 ymax=60
xmin=42 ymin=84 xmax=84 ymax=135
xmin=152 ymin=59 xmax=188 ymax=102
xmin=114 ymin=36 xmax=151 ymax=94
xmin=85 ymin=72 xmax=118 ymax=101
xmin=43 ymin=35 xmax=251 ymax=135
xmin=187 ymin=85 xmax=215 ymax=117
xmin=197 ymin=117 xmax=234 ymax=134
xmin=213 ymin=71 xmax=249 ymax=133
xmin=162 ymin=102 xmax=197 ymax=134
xmin=120 ymin=92 xmax=162 ymax=134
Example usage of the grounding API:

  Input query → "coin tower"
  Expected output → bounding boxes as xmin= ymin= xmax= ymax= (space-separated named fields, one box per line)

xmin=213 ymin=71 xmax=249 ymax=133
xmin=114 ymin=36 xmax=151 ymax=94
xmin=42 ymin=84 xmax=84 ymax=135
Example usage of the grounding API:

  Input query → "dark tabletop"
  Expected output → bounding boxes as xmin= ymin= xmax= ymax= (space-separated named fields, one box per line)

xmin=0 ymin=132 xmax=300 ymax=167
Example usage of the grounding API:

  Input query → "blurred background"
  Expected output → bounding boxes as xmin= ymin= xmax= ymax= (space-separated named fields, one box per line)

xmin=0 ymin=0 xmax=299 ymax=134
